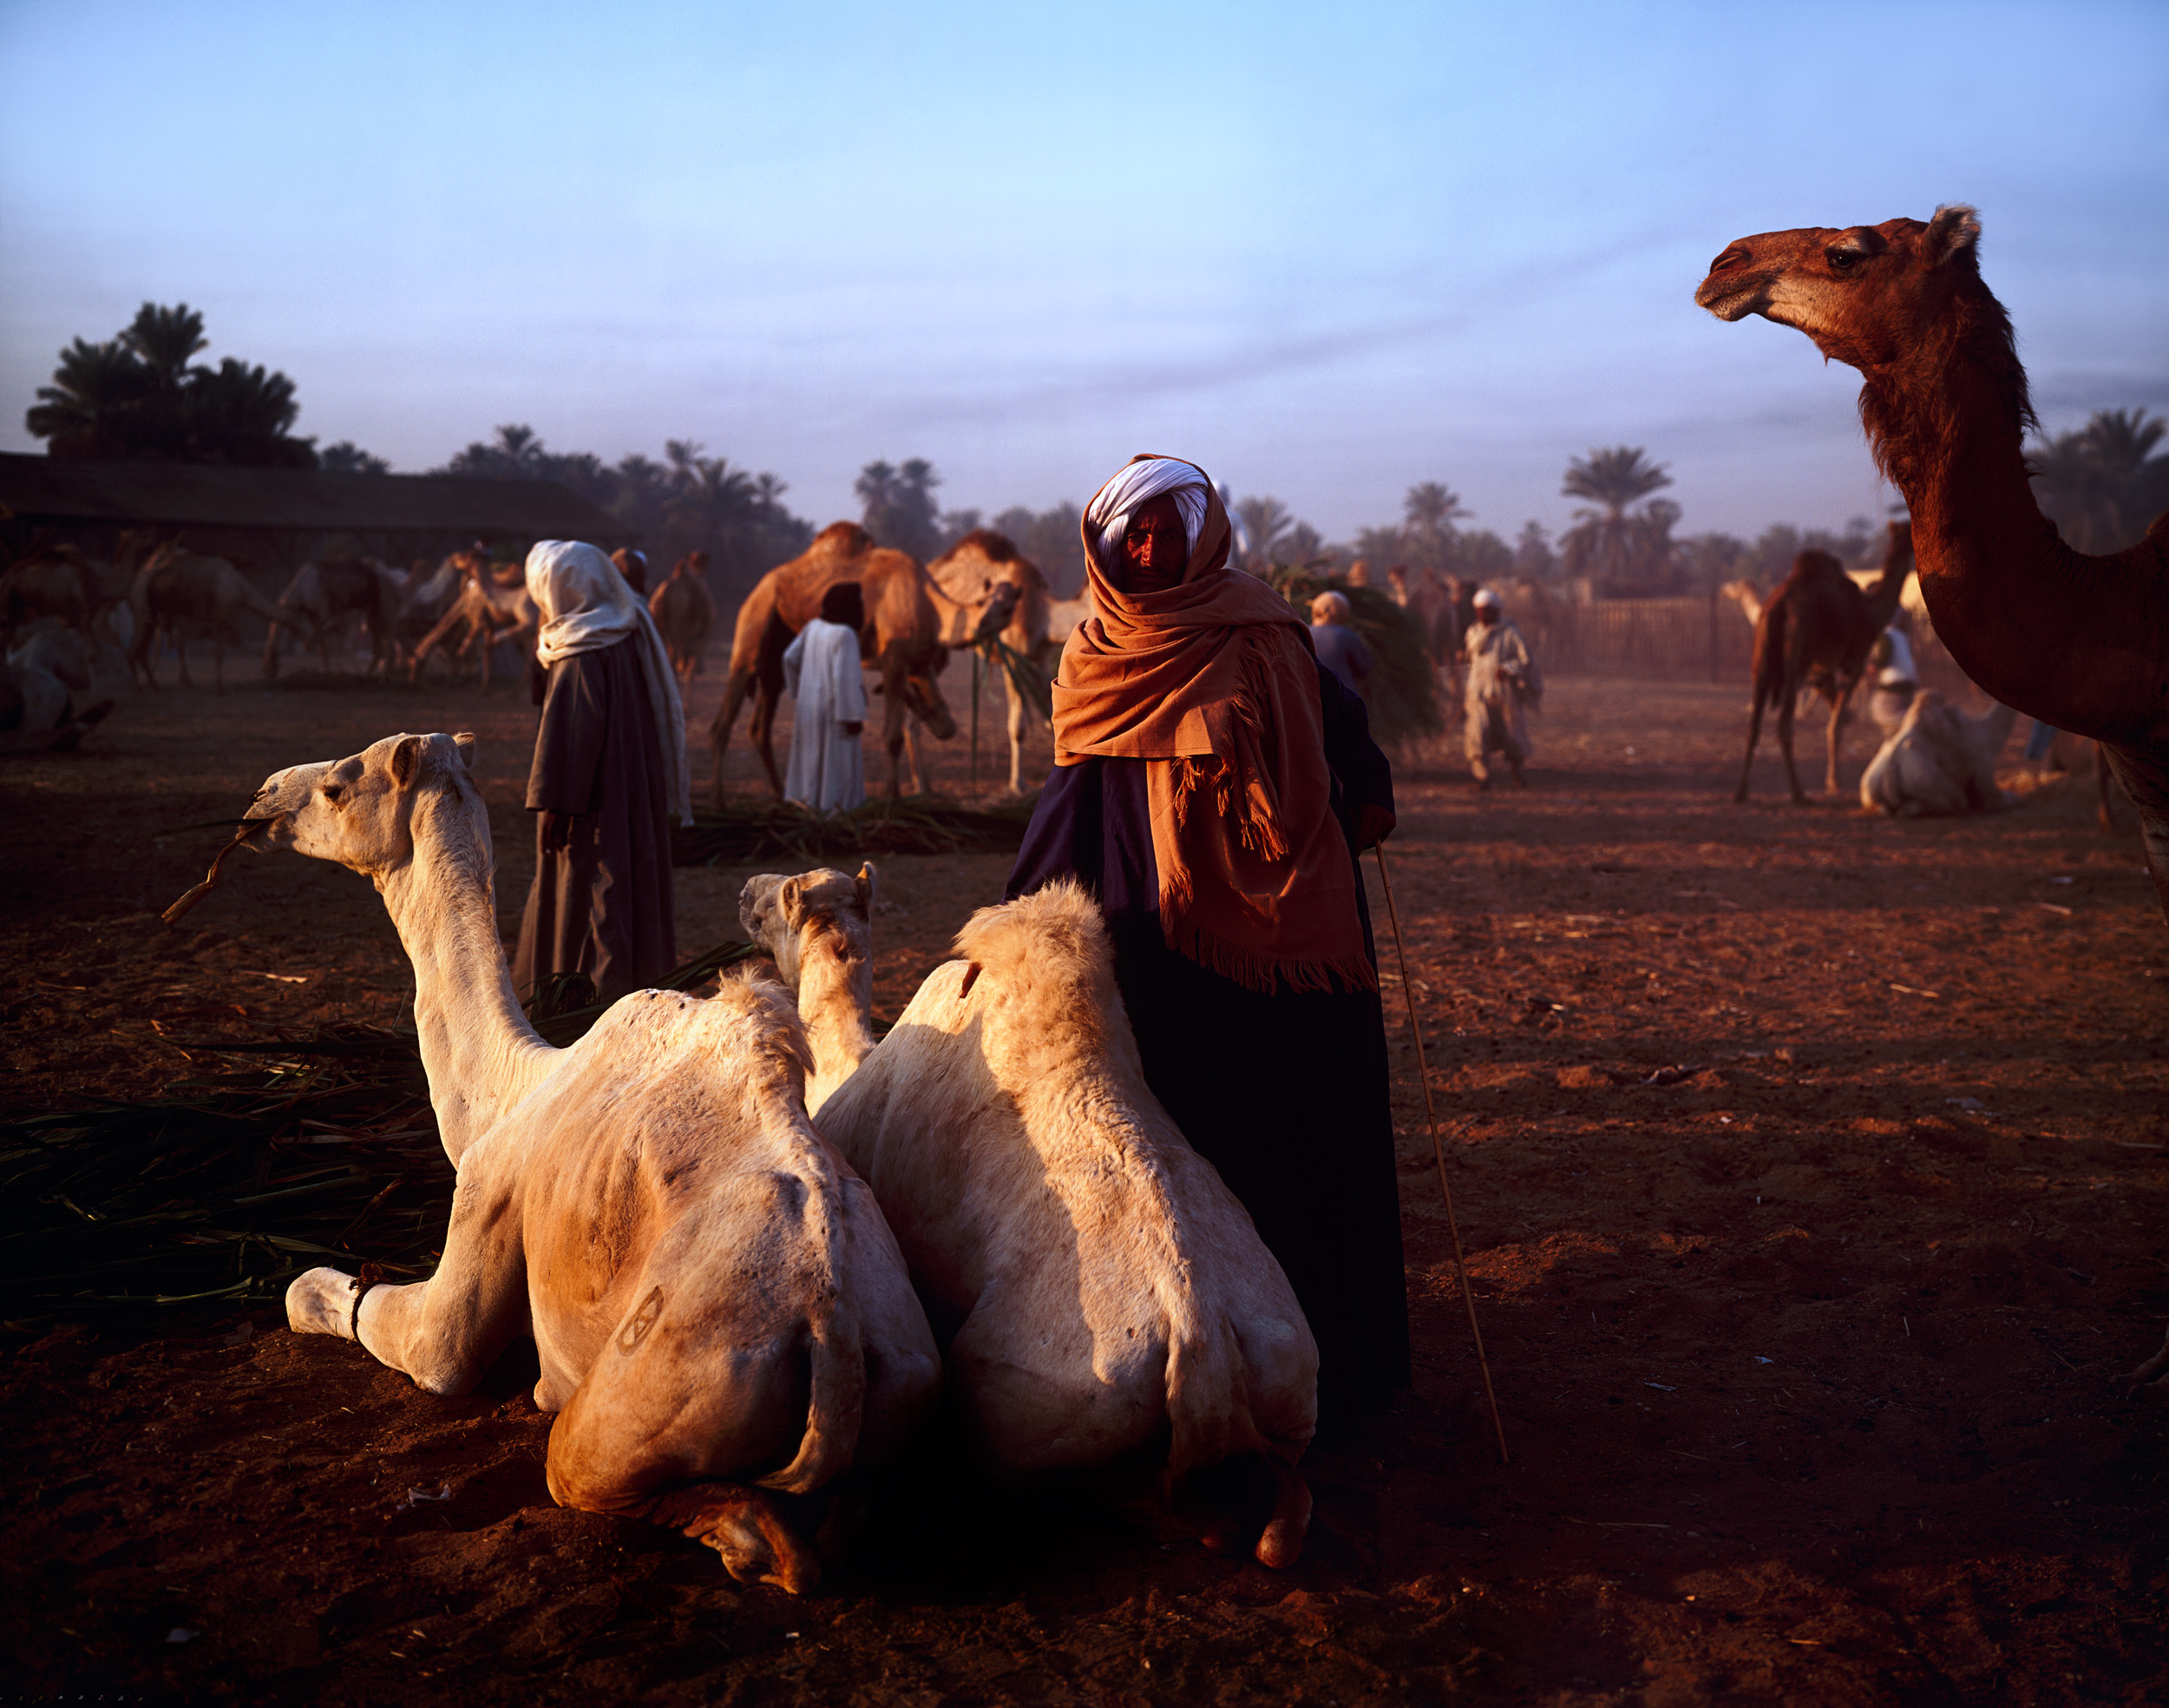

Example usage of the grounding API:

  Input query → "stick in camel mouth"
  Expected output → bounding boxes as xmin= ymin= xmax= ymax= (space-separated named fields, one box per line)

xmin=161 ymin=817 xmax=279 ymax=926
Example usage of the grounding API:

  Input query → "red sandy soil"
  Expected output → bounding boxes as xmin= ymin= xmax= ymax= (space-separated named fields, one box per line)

xmin=3 ymin=651 xmax=2166 ymax=1705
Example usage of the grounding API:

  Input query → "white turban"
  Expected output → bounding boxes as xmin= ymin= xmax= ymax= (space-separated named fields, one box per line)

xmin=1084 ymin=456 xmax=1209 ymax=575
xmin=1471 ymin=586 xmax=1504 ymax=610
xmin=525 ymin=540 xmax=691 ymax=826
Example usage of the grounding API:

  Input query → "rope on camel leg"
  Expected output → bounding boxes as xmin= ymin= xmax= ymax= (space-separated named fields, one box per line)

xmin=1371 ymin=840 xmax=1510 ymax=1466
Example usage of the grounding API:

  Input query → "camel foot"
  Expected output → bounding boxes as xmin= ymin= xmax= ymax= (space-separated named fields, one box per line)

xmin=1255 ymin=1456 xmax=1312 ymax=1569
xmin=1170 ymin=1451 xmax=1309 ymax=1570
xmin=285 ymin=1266 xmax=362 ymax=1341
xmin=647 ymin=1484 xmax=821 ymax=1594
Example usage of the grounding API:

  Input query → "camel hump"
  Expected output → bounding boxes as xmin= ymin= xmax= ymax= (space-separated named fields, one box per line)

xmin=951 ymin=879 xmax=1109 ymax=999
xmin=812 ymin=520 xmax=875 ymax=557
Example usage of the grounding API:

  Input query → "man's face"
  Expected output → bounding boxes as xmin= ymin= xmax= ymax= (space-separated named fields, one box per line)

xmin=1120 ymin=495 xmax=1188 ymax=594
xmin=1478 ymin=605 xmax=1501 ymax=627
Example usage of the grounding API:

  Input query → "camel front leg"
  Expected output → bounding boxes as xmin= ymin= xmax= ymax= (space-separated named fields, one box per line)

xmin=260 ymin=619 xmax=285 ymax=680
xmin=710 ymin=664 xmax=757 ymax=807
xmin=884 ymin=684 xmax=907 ymax=800
xmin=1005 ymin=672 xmax=1029 ymax=795
xmin=747 ymin=684 xmax=787 ymax=800
xmin=1825 ymin=683 xmax=1854 ymax=795
xmin=901 ymin=719 xmax=926 ymax=795
xmin=285 ymin=1160 xmax=528 ymax=1397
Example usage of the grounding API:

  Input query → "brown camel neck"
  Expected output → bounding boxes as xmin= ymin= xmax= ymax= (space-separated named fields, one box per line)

xmin=1859 ymin=283 xmax=2167 ymax=748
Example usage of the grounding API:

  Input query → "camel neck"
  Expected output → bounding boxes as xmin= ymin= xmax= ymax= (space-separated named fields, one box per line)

xmin=1871 ymin=301 xmax=2166 ymax=746
xmin=377 ymin=788 xmax=554 ymax=1166
xmin=795 ymin=930 xmax=876 ymax=1116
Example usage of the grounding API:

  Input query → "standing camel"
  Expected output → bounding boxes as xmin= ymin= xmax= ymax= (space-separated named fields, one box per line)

xmin=262 ymin=556 xmax=402 ymax=678
xmin=1695 ymin=205 xmax=2167 ymax=919
xmin=649 ymin=552 xmax=718 ymax=681
xmin=710 ymin=522 xmax=957 ymax=806
xmin=924 ymin=529 xmax=1052 ymax=795
xmin=1733 ymin=522 xmax=1912 ymax=802
xmin=125 ymin=543 xmax=286 ymax=691
xmin=404 ymin=552 xmax=538 ymax=689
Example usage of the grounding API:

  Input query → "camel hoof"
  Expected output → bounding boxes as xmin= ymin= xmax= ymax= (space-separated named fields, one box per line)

xmin=661 ymin=1487 xmax=822 ymax=1595
xmin=285 ymin=1266 xmax=360 ymax=1339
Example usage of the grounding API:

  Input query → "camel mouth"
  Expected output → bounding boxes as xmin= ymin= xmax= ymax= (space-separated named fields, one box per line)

xmin=1693 ymin=272 xmax=1768 ymax=321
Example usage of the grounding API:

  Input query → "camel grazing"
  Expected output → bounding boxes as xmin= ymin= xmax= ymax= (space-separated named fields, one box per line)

xmin=1732 ymin=523 xmax=1913 ymax=802
xmin=1859 ymin=690 xmax=2018 ymax=817
xmin=211 ymin=732 xmax=938 ymax=1590
xmin=1696 ymin=205 xmax=2168 ymax=919
xmin=741 ymin=867 xmax=1320 ymax=1568
xmin=404 ymin=553 xmax=539 ymax=689
xmin=650 ymin=552 xmax=718 ymax=681
xmin=925 ymin=529 xmax=1049 ymax=794
xmin=262 ymin=556 xmax=403 ymax=678
xmin=711 ymin=523 xmax=958 ymax=805
xmin=125 ymin=543 xmax=286 ymax=691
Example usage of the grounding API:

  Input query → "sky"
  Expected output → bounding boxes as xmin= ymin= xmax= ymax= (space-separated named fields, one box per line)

xmin=3 ymin=0 xmax=2165 ymax=546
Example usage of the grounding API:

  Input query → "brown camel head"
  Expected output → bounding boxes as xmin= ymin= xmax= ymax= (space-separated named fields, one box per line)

xmin=898 ymin=650 xmax=958 ymax=740
xmin=1694 ymin=206 xmax=1985 ymax=370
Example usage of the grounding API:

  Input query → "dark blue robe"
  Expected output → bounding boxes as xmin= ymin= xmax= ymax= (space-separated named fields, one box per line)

xmin=1007 ymin=660 xmax=1410 ymax=1429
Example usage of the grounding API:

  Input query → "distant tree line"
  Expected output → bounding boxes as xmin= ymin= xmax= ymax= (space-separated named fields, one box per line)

xmin=433 ymin=425 xmax=812 ymax=593
xmin=29 ymin=305 xmax=2161 ymax=599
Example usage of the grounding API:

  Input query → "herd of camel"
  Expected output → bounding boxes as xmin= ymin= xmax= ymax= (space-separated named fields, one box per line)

xmin=131 ymin=208 xmax=2169 ymax=1598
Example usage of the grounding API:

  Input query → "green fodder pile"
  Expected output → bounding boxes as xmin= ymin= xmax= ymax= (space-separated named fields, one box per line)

xmin=1268 ymin=569 xmax=1444 ymax=748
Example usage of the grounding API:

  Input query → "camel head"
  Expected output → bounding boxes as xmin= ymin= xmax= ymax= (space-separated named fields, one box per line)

xmin=251 ymin=730 xmax=477 ymax=878
xmin=1694 ymin=206 xmax=1984 ymax=370
xmin=739 ymin=863 xmax=875 ymax=985
xmin=899 ymin=649 xmax=959 ymax=740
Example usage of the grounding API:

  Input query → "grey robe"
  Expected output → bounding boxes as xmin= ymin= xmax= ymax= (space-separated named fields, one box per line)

xmin=512 ymin=635 xmax=677 ymax=1006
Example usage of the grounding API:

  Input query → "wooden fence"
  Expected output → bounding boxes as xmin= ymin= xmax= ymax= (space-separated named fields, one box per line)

xmin=1514 ymin=594 xmax=1754 ymax=681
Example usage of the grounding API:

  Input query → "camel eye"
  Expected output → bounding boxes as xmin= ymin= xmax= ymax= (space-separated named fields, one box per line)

xmin=1826 ymin=246 xmax=1860 ymax=272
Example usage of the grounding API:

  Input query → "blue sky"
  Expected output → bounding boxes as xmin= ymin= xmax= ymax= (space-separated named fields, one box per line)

xmin=3 ymin=0 xmax=2164 ymax=545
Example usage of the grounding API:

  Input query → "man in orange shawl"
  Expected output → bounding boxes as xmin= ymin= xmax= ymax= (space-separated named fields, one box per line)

xmin=1007 ymin=455 xmax=1409 ymax=1431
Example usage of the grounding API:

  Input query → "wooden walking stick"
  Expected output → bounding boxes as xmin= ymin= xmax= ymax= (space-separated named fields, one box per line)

xmin=1371 ymin=840 xmax=1510 ymax=1465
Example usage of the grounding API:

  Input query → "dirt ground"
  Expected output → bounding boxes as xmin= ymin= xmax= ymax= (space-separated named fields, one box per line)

xmin=3 ymin=648 xmax=2167 ymax=1705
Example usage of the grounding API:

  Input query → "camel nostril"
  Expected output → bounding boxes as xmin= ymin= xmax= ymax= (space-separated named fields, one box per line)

xmin=1708 ymin=245 xmax=1751 ymax=274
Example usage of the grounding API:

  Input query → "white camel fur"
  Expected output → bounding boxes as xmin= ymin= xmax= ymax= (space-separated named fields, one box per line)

xmin=1859 ymin=690 xmax=2018 ymax=817
xmin=741 ymin=867 xmax=1320 ymax=1567
xmin=243 ymin=732 xmax=937 ymax=1593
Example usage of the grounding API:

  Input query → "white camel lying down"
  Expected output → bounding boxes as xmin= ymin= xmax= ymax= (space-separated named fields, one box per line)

xmin=232 ymin=732 xmax=938 ymax=1593
xmin=1859 ymin=690 xmax=2017 ymax=817
xmin=741 ymin=867 xmax=1320 ymax=1567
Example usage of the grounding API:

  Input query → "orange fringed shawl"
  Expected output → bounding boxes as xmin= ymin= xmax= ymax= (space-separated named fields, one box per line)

xmin=1051 ymin=456 xmax=1374 ymax=994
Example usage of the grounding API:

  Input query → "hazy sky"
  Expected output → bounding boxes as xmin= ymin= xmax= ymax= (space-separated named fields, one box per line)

xmin=3 ymin=0 xmax=2164 ymax=545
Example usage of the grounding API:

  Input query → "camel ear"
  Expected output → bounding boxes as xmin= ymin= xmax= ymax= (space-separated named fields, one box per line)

xmin=452 ymin=731 xmax=475 ymax=769
xmin=855 ymin=861 xmax=877 ymax=913
xmin=389 ymin=735 xmax=426 ymax=790
xmin=1922 ymin=205 xmax=1980 ymax=269
xmin=779 ymin=875 xmax=804 ymax=920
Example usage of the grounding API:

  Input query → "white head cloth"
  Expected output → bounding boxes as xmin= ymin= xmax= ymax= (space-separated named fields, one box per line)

xmin=1471 ymin=586 xmax=1504 ymax=610
xmin=525 ymin=540 xmax=691 ymax=826
xmin=1084 ymin=456 xmax=1209 ymax=573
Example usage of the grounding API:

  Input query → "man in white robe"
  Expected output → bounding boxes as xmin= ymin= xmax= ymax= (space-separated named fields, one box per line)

xmin=1462 ymin=586 xmax=1541 ymax=789
xmin=782 ymin=582 xmax=868 ymax=813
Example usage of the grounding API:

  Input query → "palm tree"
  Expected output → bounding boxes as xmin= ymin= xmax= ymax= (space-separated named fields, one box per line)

xmin=25 ymin=338 xmax=150 ymax=457
xmin=2033 ymin=408 xmax=2167 ymax=553
xmin=185 ymin=358 xmax=312 ymax=467
xmin=1235 ymin=495 xmax=1294 ymax=568
xmin=1560 ymin=447 xmax=1673 ymax=592
xmin=121 ymin=302 xmax=207 ymax=387
xmin=1400 ymin=482 xmax=1469 ymax=570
